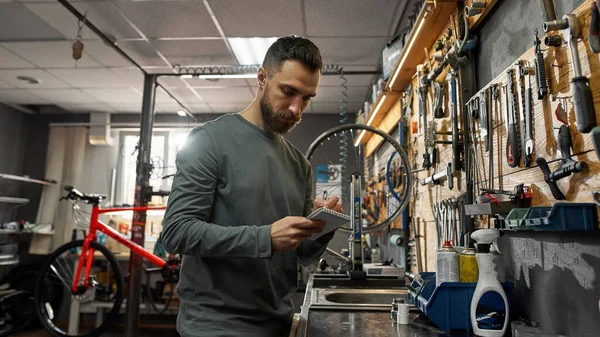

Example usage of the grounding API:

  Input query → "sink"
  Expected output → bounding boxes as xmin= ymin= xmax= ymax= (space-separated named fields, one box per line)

xmin=312 ymin=276 xmax=405 ymax=289
xmin=309 ymin=288 xmax=408 ymax=310
xmin=325 ymin=292 xmax=405 ymax=304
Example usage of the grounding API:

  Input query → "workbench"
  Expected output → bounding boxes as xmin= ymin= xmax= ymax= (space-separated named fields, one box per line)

xmin=295 ymin=274 xmax=476 ymax=337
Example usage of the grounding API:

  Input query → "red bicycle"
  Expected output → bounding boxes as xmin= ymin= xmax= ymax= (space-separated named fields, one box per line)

xmin=34 ymin=186 xmax=180 ymax=337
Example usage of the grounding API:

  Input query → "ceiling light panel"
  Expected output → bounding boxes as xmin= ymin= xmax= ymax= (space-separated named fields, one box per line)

xmin=228 ymin=37 xmax=278 ymax=65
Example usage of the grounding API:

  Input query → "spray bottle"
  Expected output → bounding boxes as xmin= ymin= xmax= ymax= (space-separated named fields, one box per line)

xmin=470 ymin=229 xmax=509 ymax=336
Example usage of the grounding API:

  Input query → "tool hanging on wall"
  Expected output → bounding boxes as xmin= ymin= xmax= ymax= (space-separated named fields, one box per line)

xmin=480 ymin=88 xmax=490 ymax=152
xmin=536 ymin=99 xmax=588 ymax=200
xmin=520 ymin=61 xmax=534 ymax=167
xmin=593 ymin=126 xmax=600 ymax=160
xmin=505 ymin=68 xmax=521 ymax=168
xmin=418 ymin=64 xmax=432 ymax=169
xmin=538 ymin=0 xmax=557 ymax=22
xmin=533 ymin=29 xmax=549 ymax=99
xmin=433 ymin=81 xmax=445 ymax=118
xmin=589 ymin=1 xmax=600 ymax=53
xmin=545 ymin=14 xmax=598 ymax=133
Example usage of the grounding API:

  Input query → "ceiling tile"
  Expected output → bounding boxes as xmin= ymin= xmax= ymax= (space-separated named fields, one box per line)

xmin=186 ymin=77 xmax=251 ymax=88
xmin=151 ymin=40 xmax=236 ymax=67
xmin=47 ymin=68 xmax=129 ymax=88
xmin=305 ymin=0 xmax=397 ymax=37
xmin=114 ymin=1 xmax=220 ymax=38
xmin=207 ymin=102 xmax=249 ymax=113
xmin=0 ymin=2 xmax=66 ymax=41
xmin=319 ymin=74 xmax=376 ymax=87
xmin=81 ymin=88 xmax=142 ymax=104
xmin=108 ymin=102 xmax=142 ymax=113
xmin=57 ymin=102 xmax=116 ymax=113
xmin=309 ymin=37 xmax=387 ymax=65
xmin=0 ymin=79 xmax=13 ymax=89
xmin=81 ymin=40 xmax=135 ymax=67
xmin=0 ymin=46 xmax=34 ymax=69
xmin=313 ymin=86 xmax=369 ymax=103
xmin=187 ymin=103 xmax=212 ymax=113
xmin=157 ymin=87 xmax=203 ymax=105
xmin=195 ymin=87 xmax=253 ymax=103
xmin=0 ymin=69 xmax=70 ymax=89
xmin=1 ymin=41 xmax=102 ymax=68
xmin=157 ymin=76 xmax=188 ymax=89
xmin=117 ymin=41 xmax=169 ymax=67
xmin=108 ymin=67 xmax=145 ymax=87
xmin=0 ymin=89 xmax=48 ymax=104
xmin=27 ymin=89 xmax=99 ymax=104
xmin=310 ymin=101 xmax=362 ymax=114
xmin=24 ymin=1 xmax=144 ymax=40
xmin=209 ymin=0 xmax=303 ymax=37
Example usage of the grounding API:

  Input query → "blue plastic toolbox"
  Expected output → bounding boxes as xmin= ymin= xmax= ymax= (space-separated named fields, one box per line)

xmin=523 ymin=203 xmax=598 ymax=231
xmin=407 ymin=272 xmax=513 ymax=332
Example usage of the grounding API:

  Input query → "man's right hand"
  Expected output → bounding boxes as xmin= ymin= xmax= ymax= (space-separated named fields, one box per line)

xmin=271 ymin=216 xmax=326 ymax=252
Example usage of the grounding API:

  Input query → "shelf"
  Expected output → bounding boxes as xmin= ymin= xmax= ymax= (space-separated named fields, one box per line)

xmin=0 ymin=173 xmax=57 ymax=186
xmin=386 ymin=1 xmax=457 ymax=92
xmin=466 ymin=0 xmax=500 ymax=31
xmin=0 ymin=197 xmax=29 ymax=204
xmin=354 ymin=91 xmax=401 ymax=146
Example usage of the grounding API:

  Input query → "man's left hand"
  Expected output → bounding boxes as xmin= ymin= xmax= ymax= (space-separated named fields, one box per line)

xmin=313 ymin=195 xmax=343 ymax=213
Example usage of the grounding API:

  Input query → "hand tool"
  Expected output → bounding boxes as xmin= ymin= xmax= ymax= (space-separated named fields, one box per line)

xmin=505 ymin=69 xmax=520 ymax=168
xmin=589 ymin=1 xmax=600 ymax=53
xmin=479 ymin=88 xmax=489 ymax=152
xmin=545 ymin=15 xmax=598 ymax=133
xmin=593 ymin=126 xmax=600 ymax=160
xmin=520 ymin=61 xmax=534 ymax=167
xmin=533 ymin=29 xmax=549 ymax=99
xmin=418 ymin=64 xmax=432 ymax=169
xmin=536 ymin=124 xmax=588 ymax=200
xmin=538 ymin=0 xmax=557 ymax=22
xmin=433 ymin=81 xmax=445 ymax=118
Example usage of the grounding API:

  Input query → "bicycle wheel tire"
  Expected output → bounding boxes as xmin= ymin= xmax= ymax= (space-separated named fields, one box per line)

xmin=35 ymin=240 xmax=124 ymax=337
xmin=305 ymin=123 xmax=411 ymax=233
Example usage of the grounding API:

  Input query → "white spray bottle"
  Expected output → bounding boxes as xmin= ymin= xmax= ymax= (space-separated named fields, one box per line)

xmin=470 ymin=229 xmax=509 ymax=336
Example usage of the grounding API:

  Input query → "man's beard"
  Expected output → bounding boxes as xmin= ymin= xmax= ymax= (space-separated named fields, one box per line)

xmin=260 ymin=93 xmax=301 ymax=134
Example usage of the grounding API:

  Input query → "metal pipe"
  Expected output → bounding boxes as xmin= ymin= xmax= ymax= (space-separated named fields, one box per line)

xmin=125 ymin=74 xmax=157 ymax=337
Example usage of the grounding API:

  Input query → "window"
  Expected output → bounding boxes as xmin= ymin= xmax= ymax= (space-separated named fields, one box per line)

xmin=119 ymin=132 xmax=168 ymax=205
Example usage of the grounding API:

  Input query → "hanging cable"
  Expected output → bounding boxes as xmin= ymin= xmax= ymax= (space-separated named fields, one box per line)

xmin=339 ymin=70 xmax=349 ymax=203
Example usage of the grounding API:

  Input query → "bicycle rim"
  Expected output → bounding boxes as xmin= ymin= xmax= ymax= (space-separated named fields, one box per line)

xmin=305 ymin=123 xmax=411 ymax=233
xmin=35 ymin=240 xmax=124 ymax=337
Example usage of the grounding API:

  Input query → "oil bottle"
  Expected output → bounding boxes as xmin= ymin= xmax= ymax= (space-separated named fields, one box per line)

xmin=435 ymin=240 xmax=459 ymax=287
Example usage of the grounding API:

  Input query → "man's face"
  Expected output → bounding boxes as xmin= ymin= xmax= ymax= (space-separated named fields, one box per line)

xmin=259 ymin=60 xmax=320 ymax=134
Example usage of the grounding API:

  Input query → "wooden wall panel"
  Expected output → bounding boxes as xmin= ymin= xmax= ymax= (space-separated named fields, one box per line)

xmin=401 ymin=1 xmax=600 ymax=273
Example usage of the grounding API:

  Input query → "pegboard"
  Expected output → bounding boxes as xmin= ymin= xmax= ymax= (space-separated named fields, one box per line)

xmin=405 ymin=0 xmax=600 ymax=272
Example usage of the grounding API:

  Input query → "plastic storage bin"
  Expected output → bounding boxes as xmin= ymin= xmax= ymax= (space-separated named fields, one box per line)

xmin=407 ymin=272 xmax=513 ymax=332
xmin=505 ymin=208 xmax=531 ymax=230
xmin=523 ymin=203 xmax=598 ymax=231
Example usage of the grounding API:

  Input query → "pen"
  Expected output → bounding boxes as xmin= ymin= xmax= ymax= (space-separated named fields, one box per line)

xmin=322 ymin=190 xmax=328 ymax=201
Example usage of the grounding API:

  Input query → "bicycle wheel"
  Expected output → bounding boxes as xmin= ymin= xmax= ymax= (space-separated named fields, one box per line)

xmin=305 ymin=123 xmax=411 ymax=233
xmin=35 ymin=240 xmax=124 ymax=337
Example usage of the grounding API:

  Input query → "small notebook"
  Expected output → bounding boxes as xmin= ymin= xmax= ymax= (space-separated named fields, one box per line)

xmin=307 ymin=207 xmax=351 ymax=240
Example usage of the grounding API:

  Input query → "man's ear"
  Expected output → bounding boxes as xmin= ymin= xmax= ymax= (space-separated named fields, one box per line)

xmin=257 ymin=67 xmax=268 ymax=88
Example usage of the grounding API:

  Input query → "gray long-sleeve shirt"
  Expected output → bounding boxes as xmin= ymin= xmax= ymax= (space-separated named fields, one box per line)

xmin=161 ymin=114 xmax=333 ymax=337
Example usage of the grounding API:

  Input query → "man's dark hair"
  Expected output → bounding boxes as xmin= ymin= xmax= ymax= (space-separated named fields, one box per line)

xmin=262 ymin=36 xmax=322 ymax=75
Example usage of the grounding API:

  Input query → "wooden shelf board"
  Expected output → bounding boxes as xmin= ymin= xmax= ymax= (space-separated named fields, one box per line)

xmin=0 ymin=197 xmax=29 ymax=204
xmin=387 ymin=1 xmax=457 ymax=92
xmin=0 ymin=173 xmax=57 ymax=186
xmin=467 ymin=0 xmax=500 ymax=31
xmin=354 ymin=92 xmax=401 ymax=145
xmin=365 ymin=98 xmax=403 ymax=157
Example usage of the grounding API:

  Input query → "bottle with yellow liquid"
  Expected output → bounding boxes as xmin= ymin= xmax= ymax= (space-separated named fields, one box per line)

xmin=459 ymin=244 xmax=478 ymax=282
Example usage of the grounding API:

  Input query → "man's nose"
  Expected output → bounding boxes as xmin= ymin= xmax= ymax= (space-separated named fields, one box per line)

xmin=289 ymin=96 xmax=303 ymax=116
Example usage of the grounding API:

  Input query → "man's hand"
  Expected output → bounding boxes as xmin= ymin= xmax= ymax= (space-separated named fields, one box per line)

xmin=271 ymin=216 xmax=326 ymax=252
xmin=312 ymin=195 xmax=343 ymax=213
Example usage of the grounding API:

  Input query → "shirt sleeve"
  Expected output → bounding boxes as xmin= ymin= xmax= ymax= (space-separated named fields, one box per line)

xmin=160 ymin=128 xmax=272 ymax=258
xmin=296 ymin=166 xmax=334 ymax=266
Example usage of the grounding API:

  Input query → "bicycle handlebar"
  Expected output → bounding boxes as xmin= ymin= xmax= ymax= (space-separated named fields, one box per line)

xmin=62 ymin=185 xmax=170 ymax=204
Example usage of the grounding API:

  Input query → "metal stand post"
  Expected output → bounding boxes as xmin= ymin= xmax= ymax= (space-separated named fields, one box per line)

xmin=125 ymin=74 xmax=157 ymax=337
xmin=348 ymin=172 xmax=366 ymax=280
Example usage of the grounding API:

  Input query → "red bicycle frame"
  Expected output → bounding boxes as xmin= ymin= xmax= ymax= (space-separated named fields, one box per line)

xmin=71 ymin=204 xmax=167 ymax=292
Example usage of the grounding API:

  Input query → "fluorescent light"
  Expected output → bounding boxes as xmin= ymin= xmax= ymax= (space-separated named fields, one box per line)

xmin=389 ymin=16 xmax=427 ymax=88
xmin=228 ymin=37 xmax=278 ymax=65
xmin=181 ymin=74 xmax=194 ymax=79
xmin=177 ymin=110 xmax=187 ymax=116
xmin=354 ymin=94 xmax=387 ymax=147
